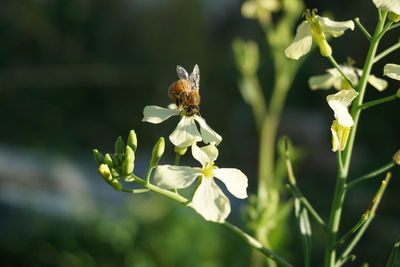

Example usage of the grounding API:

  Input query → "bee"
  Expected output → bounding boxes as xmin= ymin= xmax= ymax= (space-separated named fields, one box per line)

xmin=168 ymin=64 xmax=201 ymax=115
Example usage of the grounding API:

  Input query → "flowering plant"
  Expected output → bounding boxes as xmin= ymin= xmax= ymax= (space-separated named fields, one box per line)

xmin=93 ymin=0 xmax=400 ymax=266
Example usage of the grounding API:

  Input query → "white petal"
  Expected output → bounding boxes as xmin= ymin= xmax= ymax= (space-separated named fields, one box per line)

xmin=384 ymin=63 xmax=400 ymax=81
xmin=316 ymin=16 xmax=354 ymax=38
xmin=154 ymin=165 xmax=200 ymax=189
xmin=367 ymin=75 xmax=388 ymax=91
xmin=193 ymin=115 xmax=222 ymax=145
xmin=214 ymin=168 xmax=248 ymax=199
xmin=169 ymin=116 xmax=202 ymax=148
xmin=326 ymin=89 xmax=359 ymax=127
xmin=309 ymin=72 xmax=337 ymax=90
xmin=373 ymin=0 xmax=400 ymax=14
xmin=285 ymin=21 xmax=313 ymax=60
xmin=142 ymin=105 xmax=180 ymax=124
xmin=189 ymin=178 xmax=231 ymax=223
xmin=192 ymin=143 xmax=219 ymax=166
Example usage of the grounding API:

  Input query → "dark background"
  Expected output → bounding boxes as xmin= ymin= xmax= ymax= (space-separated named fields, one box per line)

xmin=0 ymin=0 xmax=399 ymax=266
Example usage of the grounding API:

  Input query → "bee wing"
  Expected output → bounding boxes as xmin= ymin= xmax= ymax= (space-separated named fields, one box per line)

xmin=189 ymin=64 xmax=200 ymax=90
xmin=176 ymin=65 xmax=189 ymax=80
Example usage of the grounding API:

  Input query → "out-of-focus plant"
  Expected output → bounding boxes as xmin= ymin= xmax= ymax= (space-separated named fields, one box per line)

xmin=233 ymin=0 xmax=307 ymax=265
xmin=92 ymin=0 xmax=400 ymax=266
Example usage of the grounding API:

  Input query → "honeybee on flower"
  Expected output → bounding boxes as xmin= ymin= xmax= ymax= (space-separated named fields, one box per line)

xmin=143 ymin=65 xmax=222 ymax=148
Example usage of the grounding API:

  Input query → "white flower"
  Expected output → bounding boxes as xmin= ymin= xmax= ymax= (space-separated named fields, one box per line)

xmin=143 ymin=105 xmax=222 ymax=148
xmin=154 ymin=144 xmax=248 ymax=223
xmin=285 ymin=9 xmax=354 ymax=60
xmin=309 ymin=65 xmax=388 ymax=91
xmin=384 ymin=63 xmax=400 ymax=80
xmin=241 ymin=0 xmax=280 ymax=23
xmin=326 ymin=89 xmax=359 ymax=127
xmin=373 ymin=0 xmax=400 ymax=14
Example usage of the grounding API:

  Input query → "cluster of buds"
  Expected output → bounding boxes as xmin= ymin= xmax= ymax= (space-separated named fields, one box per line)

xmin=93 ymin=130 xmax=138 ymax=190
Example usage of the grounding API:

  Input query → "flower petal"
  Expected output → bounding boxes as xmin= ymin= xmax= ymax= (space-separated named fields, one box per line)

xmin=154 ymin=165 xmax=200 ymax=189
xmin=169 ymin=116 xmax=202 ymax=148
xmin=189 ymin=178 xmax=231 ymax=223
xmin=316 ymin=16 xmax=354 ymax=37
xmin=192 ymin=143 xmax=219 ymax=166
xmin=384 ymin=63 xmax=400 ymax=81
xmin=309 ymin=72 xmax=337 ymax=90
xmin=367 ymin=75 xmax=388 ymax=91
xmin=373 ymin=0 xmax=400 ymax=14
xmin=143 ymin=105 xmax=180 ymax=124
xmin=330 ymin=120 xmax=351 ymax=152
xmin=285 ymin=21 xmax=313 ymax=60
xmin=326 ymin=89 xmax=358 ymax=127
xmin=193 ymin=115 xmax=222 ymax=145
xmin=214 ymin=168 xmax=248 ymax=199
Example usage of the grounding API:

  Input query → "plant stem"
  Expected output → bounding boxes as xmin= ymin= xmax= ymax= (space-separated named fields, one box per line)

xmin=324 ymin=11 xmax=388 ymax=267
xmin=358 ymin=94 xmax=399 ymax=110
xmin=221 ymin=222 xmax=294 ymax=267
xmin=373 ymin=42 xmax=400 ymax=63
xmin=327 ymin=56 xmax=356 ymax=89
xmin=174 ymin=153 xmax=181 ymax=165
xmin=354 ymin=18 xmax=372 ymax=41
xmin=347 ymin=161 xmax=395 ymax=189
xmin=335 ymin=173 xmax=391 ymax=267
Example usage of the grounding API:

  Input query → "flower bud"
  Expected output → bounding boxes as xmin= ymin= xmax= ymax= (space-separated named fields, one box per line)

xmin=104 ymin=153 xmax=114 ymax=168
xmin=127 ymin=130 xmax=138 ymax=152
xmin=331 ymin=120 xmax=350 ymax=152
xmin=388 ymin=12 xmax=400 ymax=23
xmin=174 ymin=146 xmax=187 ymax=156
xmin=98 ymin=164 xmax=113 ymax=181
xmin=122 ymin=145 xmax=135 ymax=175
xmin=150 ymin=137 xmax=165 ymax=168
xmin=92 ymin=149 xmax=104 ymax=165
xmin=98 ymin=164 xmax=122 ymax=191
xmin=393 ymin=150 xmax=400 ymax=165
xmin=115 ymin=136 xmax=125 ymax=154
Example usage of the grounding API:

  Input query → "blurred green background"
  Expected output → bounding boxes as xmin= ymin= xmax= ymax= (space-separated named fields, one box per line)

xmin=0 ymin=0 xmax=399 ymax=266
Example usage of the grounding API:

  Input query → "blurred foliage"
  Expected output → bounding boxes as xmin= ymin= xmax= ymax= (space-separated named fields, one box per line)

xmin=0 ymin=195 xmax=250 ymax=267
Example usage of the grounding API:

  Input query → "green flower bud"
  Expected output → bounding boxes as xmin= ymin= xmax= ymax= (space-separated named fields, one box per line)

xmin=92 ymin=149 xmax=104 ymax=165
xmin=111 ymin=154 xmax=121 ymax=168
xmin=122 ymin=145 xmax=135 ymax=175
xmin=127 ymin=130 xmax=138 ymax=152
xmin=393 ymin=150 xmax=400 ymax=165
xmin=104 ymin=153 xmax=114 ymax=168
xmin=115 ymin=136 xmax=125 ymax=154
xmin=174 ymin=146 xmax=187 ymax=156
xmin=98 ymin=164 xmax=122 ymax=191
xmin=388 ymin=12 xmax=400 ymax=23
xmin=98 ymin=164 xmax=113 ymax=181
xmin=150 ymin=137 xmax=165 ymax=168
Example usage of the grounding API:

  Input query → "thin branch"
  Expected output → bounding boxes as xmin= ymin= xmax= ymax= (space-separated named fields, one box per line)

xmin=221 ymin=222 xmax=294 ymax=267
xmin=347 ymin=161 xmax=395 ymax=189
xmin=327 ymin=56 xmax=356 ymax=89
xmin=357 ymin=94 xmax=399 ymax=110
xmin=354 ymin=18 xmax=372 ymax=41
xmin=335 ymin=173 xmax=392 ymax=267
xmin=374 ymin=42 xmax=400 ymax=63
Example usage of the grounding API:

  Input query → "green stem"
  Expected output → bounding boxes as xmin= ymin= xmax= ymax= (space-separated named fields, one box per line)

xmin=327 ymin=56 xmax=356 ymax=89
xmin=354 ymin=18 xmax=372 ymax=41
xmin=358 ymin=94 xmax=399 ymax=110
xmin=335 ymin=173 xmax=391 ymax=267
xmin=174 ymin=153 xmax=181 ymax=165
xmin=333 ymin=213 xmax=368 ymax=249
xmin=121 ymin=188 xmax=150 ymax=194
xmin=145 ymin=167 xmax=154 ymax=184
xmin=347 ymin=161 xmax=395 ymax=189
xmin=373 ymin=42 xmax=400 ymax=63
xmin=221 ymin=222 xmax=294 ymax=267
xmin=126 ymin=173 xmax=291 ymax=266
xmin=324 ymin=12 xmax=388 ymax=267
xmin=388 ymin=23 xmax=400 ymax=31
